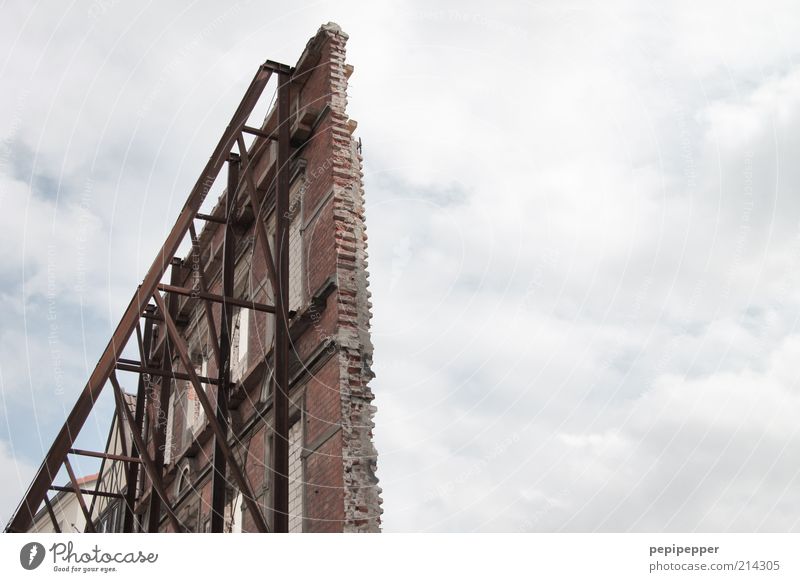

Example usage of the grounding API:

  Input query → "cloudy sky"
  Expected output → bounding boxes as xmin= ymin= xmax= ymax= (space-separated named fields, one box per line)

xmin=2 ymin=0 xmax=800 ymax=532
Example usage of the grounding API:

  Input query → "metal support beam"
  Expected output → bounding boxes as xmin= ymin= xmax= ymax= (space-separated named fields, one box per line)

xmin=262 ymin=60 xmax=293 ymax=74
xmin=123 ymin=312 xmax=154 ymax=532
xmin=272 ymin=69 xmax=292 ymax=534
xmin=116 ymin=362 xmax=221 ymax=385
xmin=242 ymin=125 xmax=276 ymax=140
xmin=211 ymin=154 xmax=239 ymax=532
xmin=112 ymin=390 xmax=130 ymax=461
xmin=147 ymin=260 xmax=183 ymax=532
xmin=69 ymin=449 xmax=143 ymax=464
xmin=195 ymin=212 xmax=227 ymax=224
xmin=50 ymin=486 xmax=125 ymax=499
xmin=64 ymin=457 xmax=96 ymax=533
xmin=156 ymin=283 xmax=276 ymax=313
xmin=43 ymin=496 xmax=61 ymax=533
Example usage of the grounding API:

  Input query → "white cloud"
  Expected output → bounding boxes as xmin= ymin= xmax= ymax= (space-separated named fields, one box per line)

xmin=3 ymin=0 xmax=800 ymax=532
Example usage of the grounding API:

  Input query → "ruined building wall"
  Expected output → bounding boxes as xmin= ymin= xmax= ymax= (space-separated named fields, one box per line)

xmin=137 ymin=23 xmax=381 ymax=533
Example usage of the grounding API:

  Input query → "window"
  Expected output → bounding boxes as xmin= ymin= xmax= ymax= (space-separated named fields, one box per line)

xmin=190 ymin=356 xmax=208 ymax=435
xmin=164 ymin=385 xmax=176 ymax=465
xmin=230 ymin=491 xmax=244 ymax=533
xmin=97 ymin=501 xmax=121 ymax=533
xmin=288 ymin=421 xmax=304 ymax=533
xmin=231 ymin=308 xmax=249 ymax=381
xmin=264 ymin=433 xmax=273 ymax=491
xmin=177 ymin=383 xmax=189 ymax=453
xmin=288 ymin=206 xmax=303 ymax=313
xmin=239 ymin=309 xmax=249 ymax=365
xmin=175 ymin=462 xmax=191 ymax=497
xmin=260 ymin=367 xmax=274 ymax=403
xmin=167 ymin=372 xmax=195 ymax=462
xmin=268 ymin=197 xmax=304 ymax=315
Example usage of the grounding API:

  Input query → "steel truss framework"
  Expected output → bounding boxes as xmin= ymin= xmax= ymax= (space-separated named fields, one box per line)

xmin=6 ymin=59 xmax=296 ymax=533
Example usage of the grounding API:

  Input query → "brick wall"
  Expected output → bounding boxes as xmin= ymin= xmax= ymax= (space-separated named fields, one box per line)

xmin=141 ymin=22 xmax=382 ymax=533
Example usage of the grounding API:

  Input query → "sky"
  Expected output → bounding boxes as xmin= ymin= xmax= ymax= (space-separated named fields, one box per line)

xmin=1 ymin=0 xmax=800 ymax=532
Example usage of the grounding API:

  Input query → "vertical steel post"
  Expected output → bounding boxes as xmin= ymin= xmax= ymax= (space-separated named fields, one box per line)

xmin=123 ymin=309 xmax=155 ymax=532
xmin=43 ymin=496 xmax=61 ymax=533
xmin=147 ymin=259 xmax=184 ymax=532
xmin=84 ymin=409 xmax=119 ymax=532
xmin=211 ymin=154 xmax=239 ymax=532
xmin=63 ymin=457 xmax=96 ymax=533
xmin=272 ymin=70 xmax=291 ymax=533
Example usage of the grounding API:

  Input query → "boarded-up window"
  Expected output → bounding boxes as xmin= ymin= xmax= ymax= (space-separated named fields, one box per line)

xmin=269 ymin=199 xmax=303 ymax=314
xmin=164 ymin=386 xmax=176 ymax=465
xmin=166 ymin=371 xmax=196 ymax=462
xmin=231 ymin=308 xmax=249 ymax=382
xmin=190 ymin=357 xmax=208 ymax=435
xmin=231 ymin=491 xmax=243 ymax=533
xmin=288 ymin=209 xmax=302 ymax=313
xmin=288 ymin=421 xmax=303 ymax=533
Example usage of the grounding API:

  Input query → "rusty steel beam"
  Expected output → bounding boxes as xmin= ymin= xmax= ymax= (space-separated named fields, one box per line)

xmin=43 ymin=495 xmax=61 ymax=533
xmin=242 ymin=125 xmax=277 ymax=140
xmin=123 ymin=312 xmax=154 ymax=532
xmin=152 ymin=291 xmax=270 ymax=532
xmin=156 ymin=283 xmax=276 ymax=314
xmin=147 ymin=260 xmax=184 ymax=532
xmin=116 ymin=361 xmax=221 ymax=386
xmin=135 ymin=318 xmax=147 ymax=361
xmin=195 ymin=212 xmax=227 ymax=224
xmin=110 ymin=373 xmax=183 ymax=532
xmin=69 ymin=449 xmax=143 ymax=464
xmin=50 ymin=486 xmax=125 ymax=499
xmin=112 ymin=391 xmax=130 ymax=461
xmin=211 ymin=155 xmax=239 ymax=533
xmin=272 ymin=70 xmax=292 ymax=534
xmin=117 ymin=357 xmax=142 ymax=366
xmin=5 ymin=64 xmax=274 ymax=534
xmin=148 ymin=358 xmax=173 ymax=533
xmin=64 ymin=457 xmax=96 ymax=533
